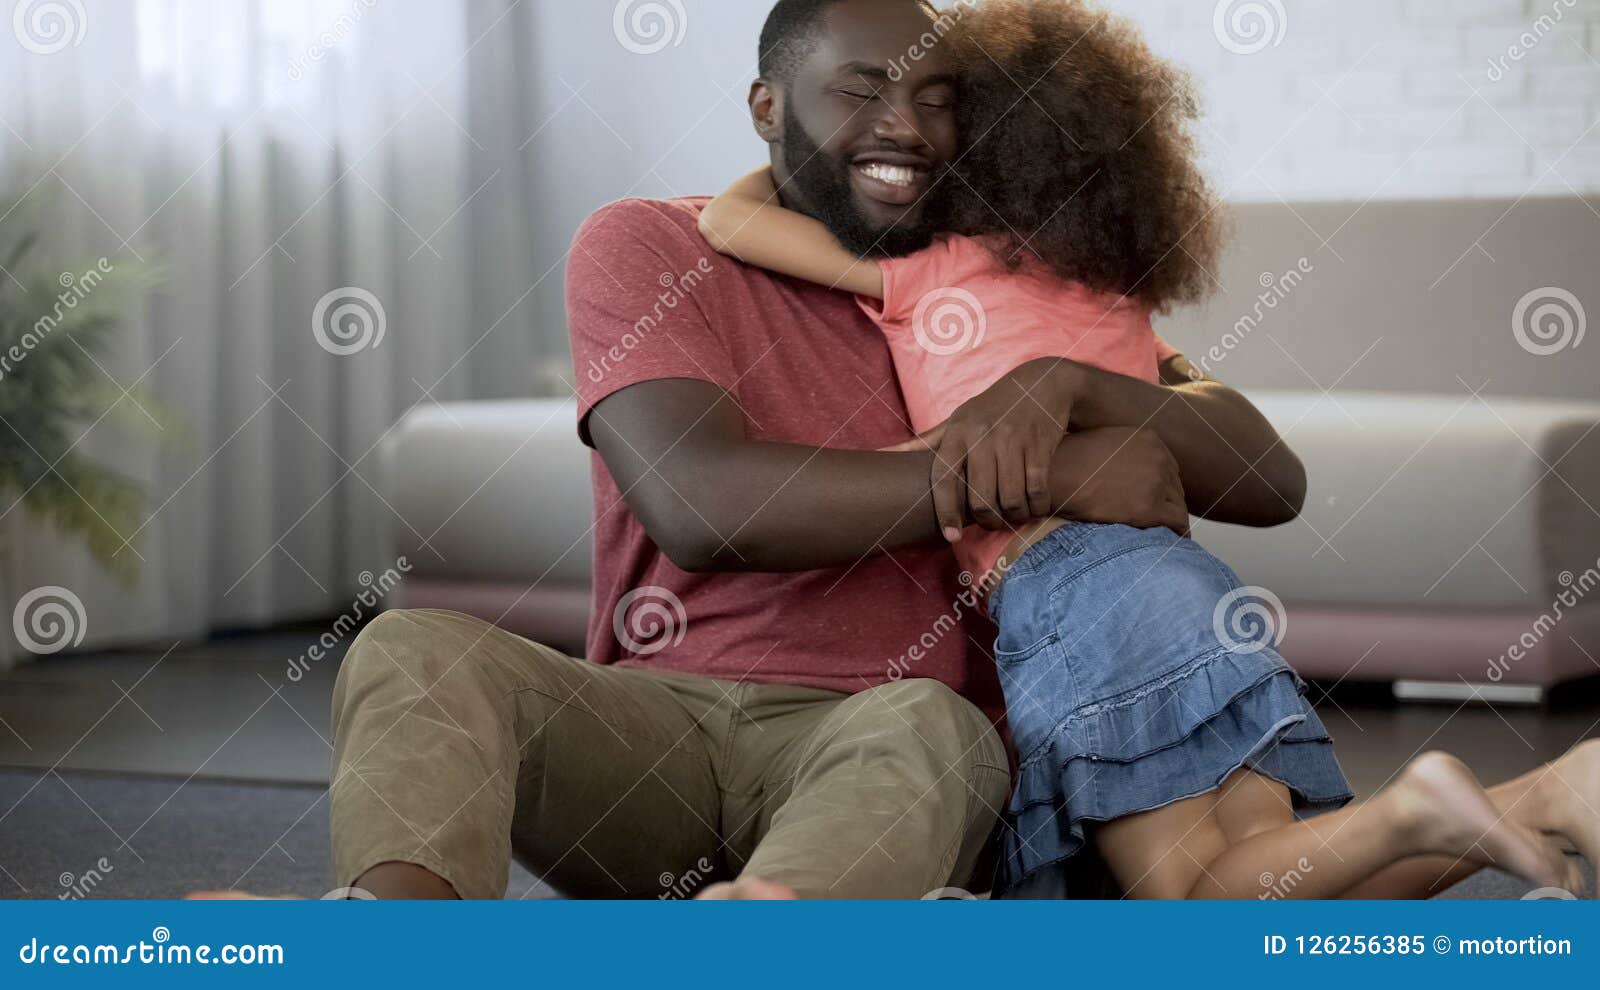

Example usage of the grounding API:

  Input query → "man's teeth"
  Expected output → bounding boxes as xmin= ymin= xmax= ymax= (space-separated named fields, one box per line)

xmin=859 ymin=163 xmax=917 ymax=186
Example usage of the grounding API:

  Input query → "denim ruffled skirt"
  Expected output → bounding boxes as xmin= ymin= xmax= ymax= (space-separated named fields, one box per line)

xmin=986 ymin=523 xmax=1352 ymax=896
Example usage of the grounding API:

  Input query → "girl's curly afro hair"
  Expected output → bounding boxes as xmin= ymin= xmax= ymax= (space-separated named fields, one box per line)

xmin=936 ymin=0 xmax=1227 ymax=314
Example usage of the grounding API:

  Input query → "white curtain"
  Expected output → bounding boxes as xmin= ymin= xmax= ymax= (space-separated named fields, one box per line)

xmin=1 ymin=0 xmax=561 ymax=649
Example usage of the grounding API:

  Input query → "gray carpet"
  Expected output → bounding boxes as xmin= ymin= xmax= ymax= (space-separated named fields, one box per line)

xmin=0 ymin=769 xmax=551 ymax=900
xmin=1 ymin=769 xmax=1585 ymax=900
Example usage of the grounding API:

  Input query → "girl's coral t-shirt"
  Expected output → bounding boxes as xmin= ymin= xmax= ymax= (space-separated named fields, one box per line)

xmin=859 ymin=233 xmax=1180 ymax=579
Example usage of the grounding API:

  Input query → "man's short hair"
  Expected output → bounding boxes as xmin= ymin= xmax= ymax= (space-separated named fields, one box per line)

xmin=758 ymin=0 xmax=934 ymax=84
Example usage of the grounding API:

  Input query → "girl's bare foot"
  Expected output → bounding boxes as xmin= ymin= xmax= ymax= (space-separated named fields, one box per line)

xmin=1390 ymin=752 xmax=1584 ymax=894
xmin=1527 ymin=739 xmax=1600 ymax=872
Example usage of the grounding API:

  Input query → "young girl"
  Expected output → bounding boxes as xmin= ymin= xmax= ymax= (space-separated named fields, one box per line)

xmin=700 ymin=0 xmax=1596 ymax=898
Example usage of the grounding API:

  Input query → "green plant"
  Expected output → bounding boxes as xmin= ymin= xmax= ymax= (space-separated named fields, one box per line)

xmin=0 ymin=205 xmax=175 ymax=587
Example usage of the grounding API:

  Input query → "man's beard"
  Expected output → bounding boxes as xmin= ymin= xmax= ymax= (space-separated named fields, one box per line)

xmin=781 ymin=112 xmax=940 ymax=258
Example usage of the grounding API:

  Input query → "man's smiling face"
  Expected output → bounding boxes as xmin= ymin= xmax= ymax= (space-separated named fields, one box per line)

xmin=756 ymin=0 xmax=960 ymax=257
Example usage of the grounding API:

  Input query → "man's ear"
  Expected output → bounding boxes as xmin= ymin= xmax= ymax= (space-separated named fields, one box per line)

xmin=749 ymin=79 xmax=783 ymax=143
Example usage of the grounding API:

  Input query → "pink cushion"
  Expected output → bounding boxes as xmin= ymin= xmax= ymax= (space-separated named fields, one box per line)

xmin=1280 ymin=603 xmax=1600 ymax=687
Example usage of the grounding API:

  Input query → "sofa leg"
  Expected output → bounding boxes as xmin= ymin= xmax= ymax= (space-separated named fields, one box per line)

xmin=1307 ymin=679 xmax=1397 ymax=710
xmin=1545 ymin=674 xmax=1600 ymax=712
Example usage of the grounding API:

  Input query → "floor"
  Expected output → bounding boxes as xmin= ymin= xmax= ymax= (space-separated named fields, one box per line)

xmin=1 ymin=627 xmax=1596 ymax=899
xmin=1308 ymin=681 xmax=1600 ymax=799
xmin=0 ymin=769 xmax=554 ymax=900
xmin=0 ymin=626 xmax=341 ymax=784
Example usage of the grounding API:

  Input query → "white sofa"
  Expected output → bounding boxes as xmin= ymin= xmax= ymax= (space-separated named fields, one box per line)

xmin=379 ymin=392 xmax=1600 ymax=692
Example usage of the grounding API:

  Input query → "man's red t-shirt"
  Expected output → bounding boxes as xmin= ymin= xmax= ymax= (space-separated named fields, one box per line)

xmin=566 ymin=197 xmax=1001 ymax=711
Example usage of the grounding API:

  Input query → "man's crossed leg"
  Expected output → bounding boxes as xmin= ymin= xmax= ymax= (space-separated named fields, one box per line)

xmin=329 ymin=609 xmax=1010 ymax=899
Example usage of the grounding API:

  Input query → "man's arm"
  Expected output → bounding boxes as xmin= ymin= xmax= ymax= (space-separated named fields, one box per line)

xmin=1070 ymin=354 xmax=1306 ymax=526
xmin=587 ymin=377 xmax=1187 ymax=573
xmin=897 ymin=354 xmax=1305 ymax=536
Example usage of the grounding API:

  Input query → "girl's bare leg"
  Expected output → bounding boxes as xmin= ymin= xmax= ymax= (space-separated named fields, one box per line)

xmin=1341 ymin=738 xmax=1600 ymax=898
xmin=1486 ymin=738 xmax=1600 ymax=865
xmin=1094 ymin=752 xmax=1580 ymax=899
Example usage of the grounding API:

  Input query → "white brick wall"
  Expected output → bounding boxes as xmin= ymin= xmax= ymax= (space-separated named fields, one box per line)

xmin=1103 ymin=0 xmax=1600 ymax=200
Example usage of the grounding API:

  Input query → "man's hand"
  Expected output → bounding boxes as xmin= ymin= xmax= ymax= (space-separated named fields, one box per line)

xmin=1079 ymin=354 xmax=1308 ymax=527
xmin=589 ymin=378 xmax=1186 ymax=574
xmin=885 ymin=358 xmax=1088 ymax=539
xmin=891 ymin=350 xmax=1309 ymax=533
xmin=1051 ymin=427 xmax=1190 ymax=537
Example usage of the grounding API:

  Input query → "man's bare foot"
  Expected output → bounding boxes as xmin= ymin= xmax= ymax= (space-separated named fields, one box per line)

xmin=1527 ymin=739 xmax=1600 ymax=872
xmin=694 ymin=877 xmax=799 ymax=900
xmin=185 ymin=891 xmax=296 ymax=900
xmin=1390 ymin=752 xmax=1585 ymax=894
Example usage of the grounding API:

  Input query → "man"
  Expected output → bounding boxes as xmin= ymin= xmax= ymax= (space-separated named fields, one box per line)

xmin=324 ymin=0 xmax=1304 ymax=900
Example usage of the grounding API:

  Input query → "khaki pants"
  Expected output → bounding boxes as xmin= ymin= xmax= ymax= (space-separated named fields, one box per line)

xmin=329 ymin=609 xmax=1010 ymax=899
